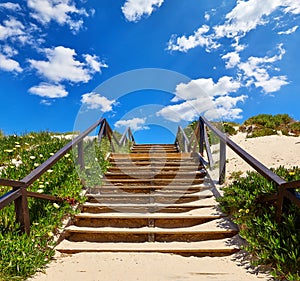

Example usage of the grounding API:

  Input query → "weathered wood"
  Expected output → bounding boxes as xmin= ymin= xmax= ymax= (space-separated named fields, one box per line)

xmin=27 ymin=191 xmax=63 ymax=202
xmin=22 ymin=118 xmax=104 ymax=187
xmin=219 ymin=140 xmax=226 ymax=184
xmin=14 ymin=187 xmax=30 ymax=235
xmin=203 ymin=125 xmax=214 ymax=168
xmin=77 ymin=140 xmax=84 ymax=170
xmin=200 ymin=116 xmax=286 ymax=186
xmin=0 ymin=189 xmax=22 ymax=210
xmin=0 ymin=178 xmax=25 ymax=188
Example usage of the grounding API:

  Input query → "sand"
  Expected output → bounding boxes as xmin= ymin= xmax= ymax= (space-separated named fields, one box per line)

xmin=227 ymin=133 xmax=300 ymax=175
xmin=28 ymin=133 xmax=300 ymax=281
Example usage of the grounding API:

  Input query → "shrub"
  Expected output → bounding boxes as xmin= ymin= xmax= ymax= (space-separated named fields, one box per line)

xmin=289 ymin=122 xmax=300 ymax=136
xmin=244 ymin=114 xmax=293 ymax=130
xmin=218 ymin=166 xmax=300 ymax=280
xmin=223 ymin=123 xmax=237 ymax=135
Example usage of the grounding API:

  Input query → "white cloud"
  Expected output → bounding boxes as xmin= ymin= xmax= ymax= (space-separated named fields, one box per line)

xmin=0 ymin=2 xmax=21 ymax=11
xmin=0 ymin=53 xmax=22 ymax=72
xmin=173 ymin=76 xmax=241 ymax=101
xmin=81 ymin=92 xmax=115 ymax=112
xmin=27 ymin=0 xmax=88 ymax=31
xmin=122 ymin=0 xmax=164 ymax=22
xmin=278 ymin=25 xmax=298 ymax=35
xmin=0 ymin=17 xmax=25 ymax=41
xmin=157 ymin=76 xmax=245 ymax=122
xmin=222 ymin=51 xmax=241 ymax=69
xmin=115 ymin=117 xmax=148 ymax=131
xmin=29 ymin=46 xmax=105 ymax=83
xmin=168 ymin=1 xmax=300 ymax=54
xmin=29 ymin=83 xmax=68 ymax=98
xmin=283 ymin=1 xmax=300 ymax=14
xmin=157 ymin=98 xmax=209 ymax=122
xmin=167 ymin=25 xmax=220 ymax=53
xmin=83 ymin=54 xmax=108 ymax=73
xmin=214 ymin=0 xmax=280 ymax=39
xmin=237 ymin=44 xmax=288 ymax=93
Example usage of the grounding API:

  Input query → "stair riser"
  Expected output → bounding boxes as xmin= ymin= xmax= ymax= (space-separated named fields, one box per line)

xmin=87 ymin=196 xmax=211 ymax=204
xmin=102 ymin=179 xmax=205 ymax=186
xmin=104 ymin=173 xmax=206 ymax=180
xmin=88 ymin=187 xmax=208 ymax=194
xmin=82 ymin=206 xmax=213 ymax=213
xmin=75 ymin=217 xmax=216 ymax=228
xmin=66 ymin=232 xmax=237 ymax=243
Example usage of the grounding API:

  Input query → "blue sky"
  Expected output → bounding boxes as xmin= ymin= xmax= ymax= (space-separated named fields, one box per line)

xmin=0 ymin=0 xmax=300 ymax=143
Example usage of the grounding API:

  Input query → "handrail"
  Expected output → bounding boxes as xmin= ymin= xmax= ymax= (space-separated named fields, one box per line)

xmin=174 ymin=116 xmax=299 ymax=222
xmin=199 ymin=116 xmax=300 ymax=222
xmin=98 ymin=120 xmax=135 ymax=150
xmin=200 ymin=116 xmax=286 ymax=186
xmin=21 ymin=118 xmax=104 ymax=187
xmin=0 ymin=118 xmax=134 ymax=234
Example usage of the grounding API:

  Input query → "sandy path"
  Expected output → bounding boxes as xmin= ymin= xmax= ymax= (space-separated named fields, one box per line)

xmin=28 ymin=133 xmax=300 ymax=281
xmin=29 ymin=252 xmax=272 ymax=281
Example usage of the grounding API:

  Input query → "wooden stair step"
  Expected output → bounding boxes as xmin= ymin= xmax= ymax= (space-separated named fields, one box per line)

xmin=56 ymin=239 xmax=240 ymax=256
xmin=89 ymin=183 xmax=212 ymax=194
xmin=74 ymin=208 xmax=225 ymax=228
xmin=64 ymin=219 xmax=238 ymax=242
xmin=102 ymin=178 xmax=205 ymax=185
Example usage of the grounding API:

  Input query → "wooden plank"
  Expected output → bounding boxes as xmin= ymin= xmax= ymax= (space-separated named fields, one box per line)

xmin=0 ymin=178 xmax=25 ymax=188
xmin=0 ymin=189 xmax=22 ymax=210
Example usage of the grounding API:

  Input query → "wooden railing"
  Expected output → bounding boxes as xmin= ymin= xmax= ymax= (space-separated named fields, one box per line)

xmin=0 ymin=118 xmax=134 ymax=234
xmin=175 ymin=116 xmax=300 ymax=222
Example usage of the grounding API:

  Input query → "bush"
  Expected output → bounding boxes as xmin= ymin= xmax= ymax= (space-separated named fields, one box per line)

xmin=218 ymin=167 xmax=300 ymax=280
xmin=241 ymin=114 xmax=300 ymax=137
xmin=244 ymin=114 xmax=293 ymax=130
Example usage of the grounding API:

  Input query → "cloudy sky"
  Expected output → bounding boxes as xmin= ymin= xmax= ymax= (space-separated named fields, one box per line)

xmin=1 ymin=0 xmax=300 ymax=142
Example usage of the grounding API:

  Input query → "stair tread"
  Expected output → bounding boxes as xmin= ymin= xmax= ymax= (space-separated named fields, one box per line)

xmin=86 ymin=190 xmax=214 ymax=198
xmin=75 ymin=207 xmax=223 ymax=219
xmin=83 ymin=198 xmax=217 ymax=208
xmin=66 ymin=218 xmax=237 ymax=232
xmin=56 ymin=238 xmax=240 ymax=253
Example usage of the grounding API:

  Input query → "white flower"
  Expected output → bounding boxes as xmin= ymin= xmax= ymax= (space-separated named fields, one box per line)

xmin=29 ymin=156 xmax=36 ymax=160
xmin=53 ymin=203 xmax=60 ymax=209
xmin=64 ymin=153 xmax=70 ymax=158
xmin=34 ymin=163 xmax=40 ymax=167
xmin=47 ymin=169 xmax=53 ymax=173
xmin=37 ymin=189 xmax=44 ymax=193
xmin=11 ymin=159 xmax=23 ymax=167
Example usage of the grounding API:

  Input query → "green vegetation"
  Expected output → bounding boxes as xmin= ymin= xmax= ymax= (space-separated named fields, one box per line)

xmin=0 ymin=132 xmax=110 ymax=280
xmin=240 ymin=114 xmax=299 ymax=138
xmin=218 ymin=166 xmax=300 ymax=280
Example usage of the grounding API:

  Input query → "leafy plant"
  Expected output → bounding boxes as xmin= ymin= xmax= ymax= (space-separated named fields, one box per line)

xmin=240 ymin=114 xmax=300 ymax=137
xmin=0 ymin=131 xmax=112 ymax=280
xmin=218 ymin=166 xmax=300 ymax=280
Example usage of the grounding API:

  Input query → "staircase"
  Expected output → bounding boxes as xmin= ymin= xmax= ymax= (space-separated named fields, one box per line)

xmin=57 ymin=144 xmax=239 ymax=255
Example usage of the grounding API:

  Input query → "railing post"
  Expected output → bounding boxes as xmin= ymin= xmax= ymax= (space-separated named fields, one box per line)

xmin=199 ymin=118 xmax=204 ymax=155
xmin=77 ymin=140 xmax=84 ymax=170
xmin=276 ymin=185 xmax=284 ymax=223
xmin=219 ymin=139 xmax=226 ymax=184
xmin=14 ymin=187 xmax=30 ymax=235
